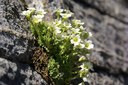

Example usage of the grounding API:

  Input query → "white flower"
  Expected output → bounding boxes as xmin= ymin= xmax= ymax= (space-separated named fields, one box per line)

xmin=70 ymin=35 xmax=81 ymax=46
xmin=21 ymin=10 xmax=32 ymax=16
xmin=62 ymin=34 xmax=68 ymax=38
xmin=89 ymin=43 xmax=94 ymax=49
xmin=54 ymin=19 xmax=62 ymax=26
xmin=85 ymin=40 xmax=94 ymax=49
xmin=83 ymin=77 xmax=88 ymax=82
xmin=60 ymin=12 xmax=73 ymax=19
xmin=80 ymin=26 xmax=84 ymax=30
xmin=32 ymin=15 xmax=44 ymax=23
xmin=79 ymin=43 xmax=85 ymax=48
xmin=56 ymin=9 xmax=64 ymax=14
xmin=55 ymin=27 xmax=61 ymax=34
xmin=88 ymin=32 xmax=92 ymax=37
xmin=79 ymin=56 xmax=86 ymax=61
xmin=72 ymin=28 xmax=80 ymax=34
xmin=80 ymin=63 xmax=88 ymax=71
xmin=72 ymin=19 xmax=84 ymax=26
xmin=21 ymin=7 xmax=36 ymax=16
xmin=64 ymin=22 xmax=72 ymax=28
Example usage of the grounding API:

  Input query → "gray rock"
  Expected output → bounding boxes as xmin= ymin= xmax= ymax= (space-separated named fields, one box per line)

xmin=63 ymin=0 xmax=128 ymax=85
xmin=0 ymin=57 xmax=47 ymax=85
xmin=0 ymin=0 xmax=33 ymax=63
xmin=0 ymin=0 xmax=47 ymax=84
xmin=89 ymin=72 xmax=126 ymax=85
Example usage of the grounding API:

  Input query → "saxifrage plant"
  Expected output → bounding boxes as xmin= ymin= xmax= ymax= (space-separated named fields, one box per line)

xmin=22 ymin=5 xmax=94 ymax=85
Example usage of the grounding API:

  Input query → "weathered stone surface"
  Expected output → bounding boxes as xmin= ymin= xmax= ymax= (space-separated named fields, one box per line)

xmin=0 ymin=57 xmax=47 ymax=85
xmin=0 ymin=0 xmax=47 ymax=84
xmin=0 ymin=0 xmax=33 ymax=63
xmin=89 ymin=72 xmax=125 ymax=85
xmin=63 ymin=0 xmax=128 ymax=85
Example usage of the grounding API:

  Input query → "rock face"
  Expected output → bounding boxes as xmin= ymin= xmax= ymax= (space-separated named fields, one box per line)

xmin=63 ymin=0 xmax=128 ymax=85
xmin=0 ymin=0 xmax=33 ymax=63
xmin=0 ymin=58 xmax=47 ymax=85
xmin=0 ymin=0 xmax=47 ymax=85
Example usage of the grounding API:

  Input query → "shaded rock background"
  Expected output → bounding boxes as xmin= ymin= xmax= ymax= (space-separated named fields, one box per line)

xmin=0 ymin=57 xmax=47 ymax=85
xmin=0 ymin=0 xmax=128 ymax=85
xmin=63 ymin=0 xmax=128 ymax=85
